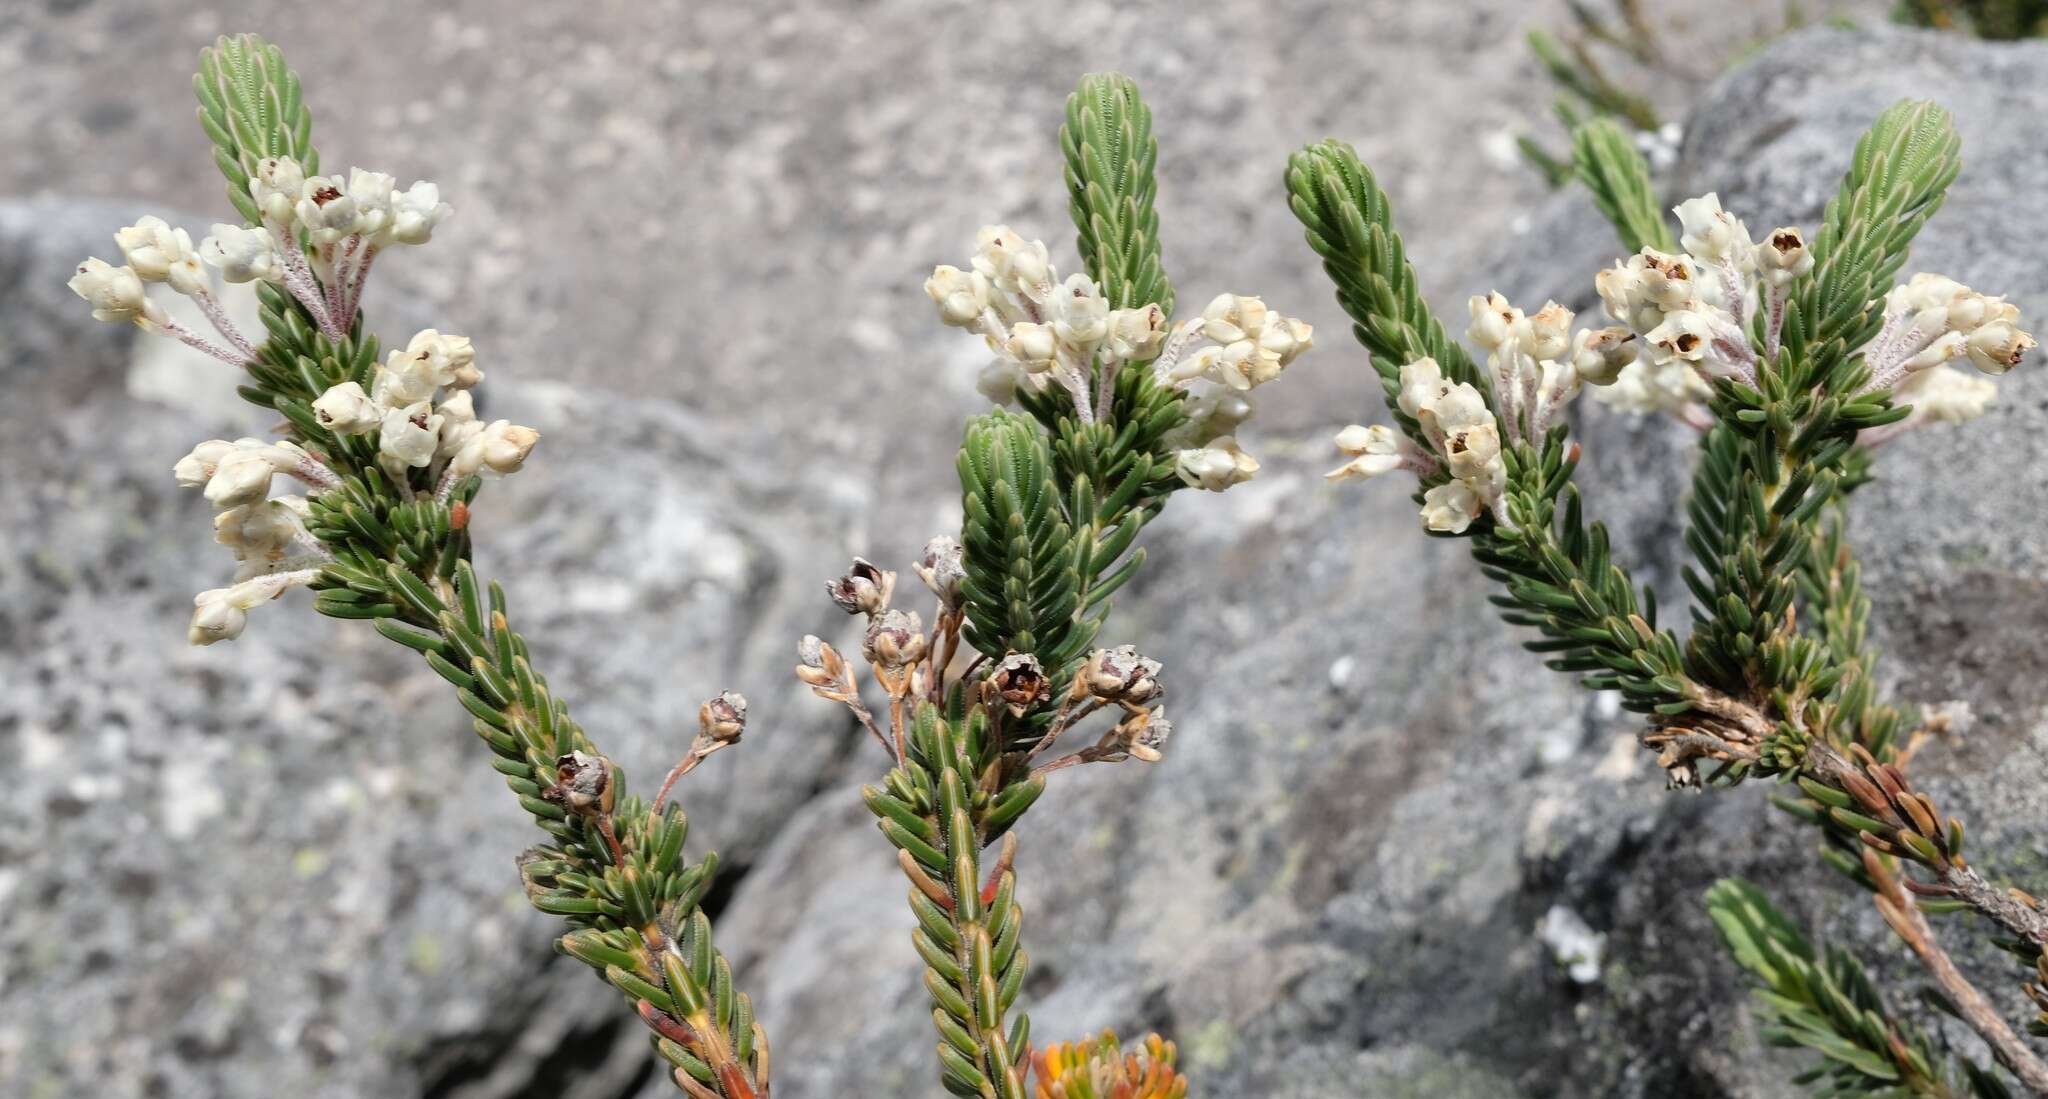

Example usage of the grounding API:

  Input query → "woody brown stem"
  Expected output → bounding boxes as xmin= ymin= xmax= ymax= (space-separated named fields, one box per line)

xmin=1805 ymin=740 xmax=2048 ymax=951
xmin=1869 ymin=854 xmax=2048 ymax=1096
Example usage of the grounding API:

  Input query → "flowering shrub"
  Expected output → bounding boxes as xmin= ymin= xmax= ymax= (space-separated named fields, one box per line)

xmin=100 ymin=32 xmax=1297 ymax=1097
xmin=1292 ymin=102 xmax=2048 ymax=1093
xmin=78 ymin=36 xmax=765 ymax=1098
xmin=794 ymin=73 xmax=1310 ymax=1097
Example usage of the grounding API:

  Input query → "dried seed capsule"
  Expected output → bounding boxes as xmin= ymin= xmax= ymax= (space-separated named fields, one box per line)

xmin=698 ymin=690 xmax=748 ymax=744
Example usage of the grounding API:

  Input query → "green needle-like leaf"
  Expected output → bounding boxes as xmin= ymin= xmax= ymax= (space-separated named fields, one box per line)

xmin=194 ymin=34 xmax=319 ymax=225
xmin=1062 ymin=73 xmax=1173 ymax=316
xmin=1571 ymin=116 xmax=1676 ymax=254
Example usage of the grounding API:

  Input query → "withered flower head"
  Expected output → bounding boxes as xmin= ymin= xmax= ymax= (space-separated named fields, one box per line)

xmin=544 ymin=750 xmax=616 ymax=818
xmin=991 ymin=652 xmax=1050 ymax=711
xmin=1082 ymin=644 xmax=1163 ymax=704
xmin=864 ymin=608 xmax=927 ymax=668
xmin=915 ymin=535 xmax=966 ymax=610
xmin=1128 ymin=707 xmax=1172 ymax=763
xmin=698 ymin=689 xmax=748 ymax=744
xmin=827 ymin=557 xmax=892 ymax=616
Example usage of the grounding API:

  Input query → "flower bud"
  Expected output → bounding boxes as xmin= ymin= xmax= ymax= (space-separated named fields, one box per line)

xmin=1052 ymin=274 xmax=1110 ymax=345
xmin=976 ymin=360 xmax=1020 ymax=404
xmin=451 ymin=421 xmax=539 ymax=478
xmin=864 ymin=609 xmax=927 ymax=668
xmin=1201 ymin=293 xmax=1269 ymax=345
xmin=698 ymin=690 xmax=748 ymax=745
xmin=989 ymin=652 xmax=1049 ymax=712
xmin=1524 ymin=301 xmax=1573 ymax=362
xmin=544 ymin=751 xmax=616 ymax=818
xmin=174 ymin=440 xmax=238 ymax=488
xmin=1103 ymin=304 xmax=1168 ymax=362
xmin=346 ymin=168 xmax=397 ymax=240
xmin=115 ymin=216 xmax=199 ymax=283
xmin=1258 ymin=315 xmax=1313 ymax=366
xmin=972 ymin=225 xmax=1052 ymax=296
xmin=1673 ymin=193 xmax=1753 ymax=269
xmin=827 ymin=557 xmax=891 ymax=616
xmin=1327 ymin=423 xmax=1420 ymax=483
xmin=1174 ymin=436 xmax=1259 ymax=492
xmin=406 ymin=329 xmax=481 ymax=389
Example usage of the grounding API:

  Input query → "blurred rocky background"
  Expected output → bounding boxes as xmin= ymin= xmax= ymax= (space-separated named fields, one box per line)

xmin=6 ymin=2 xmax=2045 ymax=1098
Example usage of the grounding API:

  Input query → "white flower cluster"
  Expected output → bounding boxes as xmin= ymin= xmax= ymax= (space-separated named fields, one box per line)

xmin=1325 ymin=287 xmax=1639 ymax=533
xmin=1586 ymin=197 xmax=1768 ymax=424
xmin=68 ymin=215 xmax=272 ymax=362
xmin=1586 ymin=193 xmax=2034 ymax=433
xmin=174 ymin=326 xmax=536 ymax=646
xmin=1326 ymin=359 xmax=1495 ymax=533
xmin=313 ymin=329 xmax=537 ymax=485
xmin=1865 ymin=273 xmax=2034 ymax=385
xmin=69 ymin=157 xmax=452 ymax=362
xmin=172 ymin=437 xmax=336 ymax=645
xmin=925 ymin=226 xmax=1311 ymax=493
xmin=249 ymin=159 xmax=450 ymax=249
xmin=1466 ymin=292 xmax=1637 ymax=443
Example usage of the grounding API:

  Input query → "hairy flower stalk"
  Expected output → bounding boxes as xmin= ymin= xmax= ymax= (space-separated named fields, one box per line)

xmin=1293 ymin=101 xmax=2047 ymax=1095
xmin=796 ymin=73 xmax=1301 ymax=1098
xmin=133 ymin=35 xmax=765 ymax=1097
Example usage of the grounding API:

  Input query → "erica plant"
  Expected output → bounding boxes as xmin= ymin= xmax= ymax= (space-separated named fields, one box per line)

xmin=1292 ymin=102 xmax=2048 ymax=1094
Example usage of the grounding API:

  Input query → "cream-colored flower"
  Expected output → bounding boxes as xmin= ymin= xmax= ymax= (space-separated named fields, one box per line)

xmin=203 ymin=449 xmax=277 ymax=508
xmin=1570 ymin=327 xmax=1637 ymax=386
xmin=1175 ymin=436 xmax=1259 ymax=492
xmin=1674 ymin=193 xmax=1754 ymax=270
xmin=312 ymin=381 xmax=380 ymax=435
xmin=68 ymin=258 xmax=157 ymax=324
xmin=200 ymin=223 xmax=281 ymax=284
xmin=378 ymin=401 xmax=444 ymax=468
xmin=1326 ymin=423 xmax=1418 ymax=482
xmin=925 ymin=264 xmax=990 ymax=327
xmin=450 ymin=420 xmax=540 ymax=478
xmin=389 ymin=180 xmax=451 ymax=245
xmin=1757 ymin=226 xmax=1811 ymax=288
xmin=1420 ymin=480 xmax=1485 ymax=534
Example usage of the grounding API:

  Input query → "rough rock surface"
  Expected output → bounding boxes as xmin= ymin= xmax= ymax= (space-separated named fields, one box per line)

xmin=1 ymin=9 xmax=2039 ymax=1099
